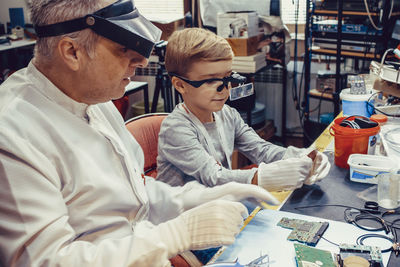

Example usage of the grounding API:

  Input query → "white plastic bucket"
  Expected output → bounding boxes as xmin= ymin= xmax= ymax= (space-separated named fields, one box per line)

xmin=339 ymin=88 xmax=375 ymax=117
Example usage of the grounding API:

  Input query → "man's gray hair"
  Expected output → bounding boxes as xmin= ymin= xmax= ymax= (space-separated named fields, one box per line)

xmin=29 ymin=0 xmax=104 ymax=61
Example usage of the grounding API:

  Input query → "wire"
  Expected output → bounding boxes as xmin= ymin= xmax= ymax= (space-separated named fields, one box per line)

xmin=320 ymin=236 xmax=340 ymax=247
xmin=357 ymin=234 xmax=394 ymax=253
xmin=299 ymin=8 xmax=322 ymax=143
xmin=366 ymin=92 xmax=400 ymax=118
xmin=363 ymin=0 xmax=393 ymax=31
xmin=295 ymin=204 xmax=358 ymax=210
xmin=352 ymin=213 xmax=388 ymax=232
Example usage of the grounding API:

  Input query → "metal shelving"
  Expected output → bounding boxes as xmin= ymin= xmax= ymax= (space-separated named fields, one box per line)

xmin=303 ymin=0 xmax=397 ymax=143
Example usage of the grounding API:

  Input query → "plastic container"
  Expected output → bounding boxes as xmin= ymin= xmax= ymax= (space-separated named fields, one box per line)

xmin=347 ymin=154 xmax=397 ymax=184
xmin=383 ymin=127 xmax=400 ymax=153
xmin=329 ymin=116 xmax=380 ymax=168
xmin=370 ymin=114 xmax=388 ymax=125
xmin=320 ymin=112 xmax=334 ymax=124
xmin=339 ymin=88 xmax=375 ymax=117
xmin=377 ymin=172 xmax=399 ymax=209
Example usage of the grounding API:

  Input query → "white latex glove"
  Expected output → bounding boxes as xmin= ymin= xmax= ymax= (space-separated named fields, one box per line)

xmin=282 ymin=146 xmax=331 ymax=185
xmin=257 ymin=156 xmax=313 ymax=191
xmin=281 ymin=145 xmax=313 ymax=160
xmin=304 ymin=151 xmax=331 ymax=185
xmin=155 ymin=199 xmax=248 ymax=257
xmin=181 ymin=182 xmax=280 ymax=211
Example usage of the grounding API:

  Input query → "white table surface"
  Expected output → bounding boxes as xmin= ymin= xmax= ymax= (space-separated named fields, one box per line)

xmin=0 ymin=37 xmax=36 ymax=52
xmin=213 ymin=209 xmax=390 ymax=266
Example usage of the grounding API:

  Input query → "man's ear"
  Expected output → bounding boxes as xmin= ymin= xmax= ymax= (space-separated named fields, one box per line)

xmin=171 ymin=76 xmax=187 ymax=95
xmin=57 ymin=37 xmax=84 ymax=71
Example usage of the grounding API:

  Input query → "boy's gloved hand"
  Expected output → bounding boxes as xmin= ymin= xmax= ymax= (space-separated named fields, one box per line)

xmin=282 ymin=146 xmax=331 ymax=185
xmin=257 ymin=156 xmax=313 ymax=191
xmin=305 ymin=151 xmax=330 ymax=185
xmin=156 ymin=199 xmax=248 ymax=257
xmin=181 ymin=182 xmax=280 ymax=211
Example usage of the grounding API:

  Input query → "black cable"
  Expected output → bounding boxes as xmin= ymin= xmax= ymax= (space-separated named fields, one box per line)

xmin=320 ymin=236 xmax=340 ymax=247
xmin=295 ymin=204 xmax=360 ymax=210
xmin=298 ymin=58 xmax=305 ymax=116
xmin=366 ymin=86 xmax=400 ymax=118
xmin=352 ymin=213 xmax=389 ymax=233
xmin=317 ymin=87 xmax=329 ymax=122
xmin=296 ymin=204 xmax=392 ymax=230
xmin=307 ymin=75 xmax=331 ymax=114
xmin=357 ymin=234 xmax=394 ymax=253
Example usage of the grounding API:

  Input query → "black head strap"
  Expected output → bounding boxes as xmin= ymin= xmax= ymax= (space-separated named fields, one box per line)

xmin=34 ymin=0 xmax=134 ymax=38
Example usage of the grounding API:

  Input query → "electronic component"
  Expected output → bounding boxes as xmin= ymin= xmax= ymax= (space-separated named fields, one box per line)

xmin=277 ymin=217 xmax=329 ymax=246
xmin=294 ymin=243 xmax=384 ymax=267
xmin=313 ymin=38 xmax=376 ymax=53
xmin=337 ymin=244 xmax=383 ymax=267
xmin=294 ymin=243 xmax=337 ymax=267
xmin=312 ymin=20 xmax=382 ymax=35
xmin=315 ymin=0 xmax=400 ymax=13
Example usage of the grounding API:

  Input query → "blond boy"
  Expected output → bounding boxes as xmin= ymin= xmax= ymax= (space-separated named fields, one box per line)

xmin=157 ymin=28 xmax=330 ymax=192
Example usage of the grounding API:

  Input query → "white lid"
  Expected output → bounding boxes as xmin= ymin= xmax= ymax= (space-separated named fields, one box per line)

xmin=339 ymin=88 xmax=377 ymax=101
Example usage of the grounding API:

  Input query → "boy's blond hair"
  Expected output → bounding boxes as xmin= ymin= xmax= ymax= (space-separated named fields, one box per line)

xmin=165 ymin=28 xmax=233 ymax=76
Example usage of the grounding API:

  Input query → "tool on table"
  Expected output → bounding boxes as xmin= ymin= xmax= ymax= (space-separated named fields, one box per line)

xmin=206 ymin=253 xmax=270 ymax=267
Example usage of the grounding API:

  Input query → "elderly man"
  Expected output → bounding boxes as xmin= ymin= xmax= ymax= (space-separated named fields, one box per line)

xmin=0 ymin=0 xmax=279 ymax=266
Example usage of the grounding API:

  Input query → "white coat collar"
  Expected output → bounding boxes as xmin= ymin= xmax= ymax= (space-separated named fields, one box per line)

xmin=27 ymin=61 xmax=90 ymax=120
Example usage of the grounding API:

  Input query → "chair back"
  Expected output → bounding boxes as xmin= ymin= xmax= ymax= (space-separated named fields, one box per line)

xmin=125 ymin=113 xmax=168 ymax=178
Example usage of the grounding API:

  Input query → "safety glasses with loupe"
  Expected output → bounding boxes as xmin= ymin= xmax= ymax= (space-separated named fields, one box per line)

xmin=34 ymin=0 xmax=161 ymax=58
xmin=169 ymin=72 xmax=254 ymax=101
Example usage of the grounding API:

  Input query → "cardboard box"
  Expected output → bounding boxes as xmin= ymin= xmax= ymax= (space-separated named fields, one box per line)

xmin=226 ymin=34 xmax=260 ymax=56
xmin=217 ymin=11 xmax=259 ymax=38
xmin=316 ymin=70 xmax=336 ymax=93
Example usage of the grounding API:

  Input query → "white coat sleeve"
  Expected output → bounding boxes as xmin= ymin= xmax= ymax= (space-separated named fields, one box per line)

xmin=0 ymin=153 xmax=176 ymax=267
xmin=144 ymin=179 xmax=280 ymax=226
xmin=144 ymin=178 xmax=206 ymax=224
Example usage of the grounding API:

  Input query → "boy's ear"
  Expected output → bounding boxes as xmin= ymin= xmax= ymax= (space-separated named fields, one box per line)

xmin=171 ymin=76 xmax=187 ymax=95
xmin=57 ymin=37 xmax=85 ymax=71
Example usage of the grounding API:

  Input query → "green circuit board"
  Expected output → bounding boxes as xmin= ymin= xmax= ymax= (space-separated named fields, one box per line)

xmin=294 ymin=243 xmax=337 ymax=267
xmin=277 ymin=217 xmax=329 ymax=246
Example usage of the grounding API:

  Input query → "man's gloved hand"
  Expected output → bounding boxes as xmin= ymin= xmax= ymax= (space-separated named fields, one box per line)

xmin=282 ymin=146 xmax=331 ymax=185
xmin=257 ymin=156 xmax=313 ymax=191
xmin=155 ymin=199 xmax=248 ymax=257
xmin=181 ymin=182 xmax=280 ymax=211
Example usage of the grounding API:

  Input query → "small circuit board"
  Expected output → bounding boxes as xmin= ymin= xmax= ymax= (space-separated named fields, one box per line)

xmin=277 ymin=217 xmax=329 ymax=246
xmin=337 ymin=244 xmax=383 ymax=267
xmin=294 ymin=243 xmax=337 ymax=267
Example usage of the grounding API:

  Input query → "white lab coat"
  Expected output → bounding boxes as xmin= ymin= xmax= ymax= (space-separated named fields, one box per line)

xmin=0 ymin=62 xmax=195 ymax=266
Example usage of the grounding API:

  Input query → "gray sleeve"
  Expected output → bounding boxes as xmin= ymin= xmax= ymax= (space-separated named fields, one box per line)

xmin=228 ymin=107 xmax=287 ymax=164
xmin=157 ymin=115 xmax=256 ymax=187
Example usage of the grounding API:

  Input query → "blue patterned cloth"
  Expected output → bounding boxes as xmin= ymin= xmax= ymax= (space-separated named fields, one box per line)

xmin=191 ymin=247 xmax=221 ymax=265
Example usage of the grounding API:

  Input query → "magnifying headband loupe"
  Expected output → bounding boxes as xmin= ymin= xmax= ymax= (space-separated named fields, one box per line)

xmin=34 ymin=0 xmax=161 ymax=58
xmin=169 ymin=72 xmax=247 ymax=92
